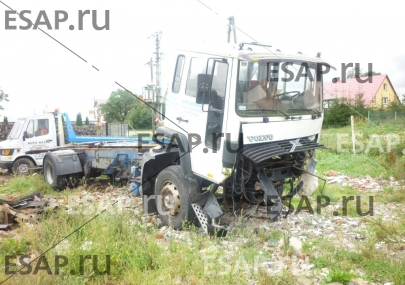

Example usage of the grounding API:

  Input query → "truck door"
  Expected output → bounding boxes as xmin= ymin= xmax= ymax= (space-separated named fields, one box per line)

xmin=23 ymin=117 xmax=55 ymax=164
xmin=190 ymin=58 xmax=231 ymax=182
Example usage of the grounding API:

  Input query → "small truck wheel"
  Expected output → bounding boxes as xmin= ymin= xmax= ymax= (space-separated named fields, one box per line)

xmin=12 ymin=158 xmax=34 ymax=176
xmin=154 ymin=165 xmax=198 ymax=230
xmin=43 ymin=156 xmax=66 ymax=190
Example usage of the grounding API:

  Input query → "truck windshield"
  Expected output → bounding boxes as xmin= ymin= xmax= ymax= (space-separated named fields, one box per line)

xmin=7 ymin=119 xmax=26 ymax=139
xmin=236 ymin=60 xmax=323 ymax=117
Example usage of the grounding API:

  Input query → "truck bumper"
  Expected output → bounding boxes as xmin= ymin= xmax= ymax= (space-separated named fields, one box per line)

xmin=0 ymin=161 xmax=13 ymax=169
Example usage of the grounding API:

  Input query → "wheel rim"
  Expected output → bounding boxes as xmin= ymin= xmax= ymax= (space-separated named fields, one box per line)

xmin=17 ymin=163 xmax=29 ymax=175
xmin=160 ymin=180 xmax=181 ymax=218
xmin=45 ymin=163 xmax=54 ymax=184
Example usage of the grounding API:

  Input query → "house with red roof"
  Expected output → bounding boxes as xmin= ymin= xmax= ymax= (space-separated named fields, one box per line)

xmin=323 ymin=74 xmax=400 ymax=108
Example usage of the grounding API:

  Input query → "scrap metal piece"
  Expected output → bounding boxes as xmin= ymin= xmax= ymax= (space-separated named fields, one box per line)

xmin=0 ymin=204 xmax=13 ymax=224
xmin=17 ymin=201 xmax=47 ymax=210
xmin=191 ymin=191 xmax=227 ymax=237
xmin=191 ymin=203 xmax=208 ymax=234
xmin=0 ymin=224 xmax=11 ymax=230
xmin=192 ymin=191 xmax=223 ymax=220
xmin=257 ymin=169 xmax=282 ymax=221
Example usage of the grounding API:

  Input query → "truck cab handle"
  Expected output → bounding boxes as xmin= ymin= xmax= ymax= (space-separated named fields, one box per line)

xmin=176 ymin=117 xmax=188 ymax=123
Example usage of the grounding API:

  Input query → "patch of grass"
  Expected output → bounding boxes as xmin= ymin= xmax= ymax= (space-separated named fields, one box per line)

xmin=256 ymin=229 xmax=282 ymax=243
xmin=362 ymin=258 xmax=405 ymax=284
xmin=314 ymin=183 xmax=360 ymax=203
xmin=0 ymin=174 xmax=56 ymax=198
xmin=316 ymin=150 xmax=389 ymax=178
xmin=318 ymin=125 xmax=405 ymax=179
xmin=313 ymin=256 xmax=329 ymax=269
xmin=266 ymin=229 xmax=282 ymax=241
xmin=325 ymin=269 xmax=354 ymax=285
xmin=0 ymin=238 xmax=31 ymax=256
xmin=308 ymin=219 xmax=405 ymax=284
xmin=374 ymin=186 xmax=405 ymax=205
xmin=364 ymin=216 xmax=405 ymax=243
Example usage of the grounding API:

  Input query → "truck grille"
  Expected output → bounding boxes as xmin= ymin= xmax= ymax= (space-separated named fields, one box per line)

xmin=242 ymin=138 xmax=325 ymax=163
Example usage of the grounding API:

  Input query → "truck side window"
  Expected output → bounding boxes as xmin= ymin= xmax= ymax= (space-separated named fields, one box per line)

xmin=35 ymin=119 xmax=49 ymax=137
xmin=172 ymin=55 xmax=185 ymax=93
xmin=185 ymin=57 xmax=206 ymax=97
xmin=25 ymin=120 xmax=34 ymax=138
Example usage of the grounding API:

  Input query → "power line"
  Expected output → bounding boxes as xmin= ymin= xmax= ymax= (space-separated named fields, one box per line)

xmin=193 ymin=0 xmax=383 ymax=128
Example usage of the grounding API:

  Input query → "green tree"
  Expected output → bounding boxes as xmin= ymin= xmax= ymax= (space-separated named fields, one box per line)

xmin=0 ymin=87 xmax=9 ymax=110
xmin=85 ymin=117 xmax=90 ymax=126
xmin=387 ymin=101 xmax=405 ymax=111
xmin=127 ymin=103 xmax=152 ymax=129
xmin=323 ymin=98 xmax=352 ymax=127
xmin=76 ymin=113 xmax=83 ymax=126
xmin=99 ymin=89 xmax=137 ymax=123
xmin=3 ymin=116 xmax=8 ymax=125
xmin=323 ymin=93 xmax=367 ymax=128
xmin=401 ymin=93 xmax=405 ymax=104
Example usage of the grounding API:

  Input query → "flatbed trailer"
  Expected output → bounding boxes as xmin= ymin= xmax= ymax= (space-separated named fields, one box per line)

xmin=0 ymin=111 xmax=153 ymax=175
xmin=26 ymin=142 xmax=155 ymax=189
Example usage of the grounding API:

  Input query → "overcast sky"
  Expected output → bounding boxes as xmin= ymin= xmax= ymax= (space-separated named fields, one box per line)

xmin=1 ymin=0 xmax=404 ymax=121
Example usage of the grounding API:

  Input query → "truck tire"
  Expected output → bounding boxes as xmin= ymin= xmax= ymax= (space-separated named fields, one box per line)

xmin=12 ymin=158 xmax=34 ymax=176
xmin=154 ymin=165 xmax=198 ymax=230
xmin=43 ymin=156 xmax=66 ymax=190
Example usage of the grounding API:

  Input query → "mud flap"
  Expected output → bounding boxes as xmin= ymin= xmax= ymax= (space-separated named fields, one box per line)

xmin=191 ymin=191 xmax=227 ymax=237
xmin=257 ymin=169 xmax=283 ymax=221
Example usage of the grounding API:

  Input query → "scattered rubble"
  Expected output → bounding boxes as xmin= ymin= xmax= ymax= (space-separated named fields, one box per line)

xmin=324 ymin=170 xmax=403 ymax=190
xmin=0 ymin=193 xmax=60 ymax=227
xmin=0 ymin=174 xmax=403 ymax=284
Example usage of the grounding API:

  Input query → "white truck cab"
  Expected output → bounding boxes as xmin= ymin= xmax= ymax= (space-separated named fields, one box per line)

xmin=141 ymin=42 xmax=335 ymax=235
xmin=0 ymin=113 xmax=58 ymax=174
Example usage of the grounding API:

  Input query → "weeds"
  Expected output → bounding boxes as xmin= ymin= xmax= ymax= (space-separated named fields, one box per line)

xmin=326 ymin=269 xmax=354 ymax=285
xmin=364 ymin=216 xmax=405 ymax=243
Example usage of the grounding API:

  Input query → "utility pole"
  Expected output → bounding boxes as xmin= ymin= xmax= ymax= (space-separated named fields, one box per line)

xmin=154 ymin=32 xmax=162 ymax=120
xmin=227 ymin=16 xmax=237 ymax=44
xmin=149 ymin=58 xmax=153 ymax=82
xmin=147 ymin=31 xmax=162 ymax=134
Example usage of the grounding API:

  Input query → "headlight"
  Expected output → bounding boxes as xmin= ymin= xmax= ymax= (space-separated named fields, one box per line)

xmin=1 ymin=149 xmax=14 ymax=156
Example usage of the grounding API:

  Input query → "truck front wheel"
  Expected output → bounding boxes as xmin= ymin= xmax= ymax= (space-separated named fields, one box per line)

xmin=12 ymin=158 xmax=34 ymax=176
xmin=43 ymin=156 xmax=66 ymax=190
xmin=154 ymin=165 xmax=199 ymax=230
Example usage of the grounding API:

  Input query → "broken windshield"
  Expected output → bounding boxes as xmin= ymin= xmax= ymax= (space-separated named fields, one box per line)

xmin=7 ymin=119 xmax=25 ymax=139
xmin=236 ymin=60 xmax=323 ymax=117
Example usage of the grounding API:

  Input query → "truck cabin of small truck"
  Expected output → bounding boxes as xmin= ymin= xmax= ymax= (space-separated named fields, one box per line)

xmin=141 ymin=43 xmax=335 ymax=236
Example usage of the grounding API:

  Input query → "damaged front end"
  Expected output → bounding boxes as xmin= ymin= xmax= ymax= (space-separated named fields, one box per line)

xmin=237 ymin=137 xmax=325 ymax=220
xmin=192 ymin=137 xmax=325 ymax=236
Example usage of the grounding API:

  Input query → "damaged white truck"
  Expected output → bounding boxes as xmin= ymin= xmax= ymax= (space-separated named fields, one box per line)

xmin=141 ymin=43 xmax=334 ymax=236
xmin=37 ymin=42 xmax=334 ymax=236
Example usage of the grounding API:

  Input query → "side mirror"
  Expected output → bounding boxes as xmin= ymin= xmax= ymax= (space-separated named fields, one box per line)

xmin=196 ymin=74 xmax=212 ymax=104
xmin=23 ymin=131 xmax=28 ymax=141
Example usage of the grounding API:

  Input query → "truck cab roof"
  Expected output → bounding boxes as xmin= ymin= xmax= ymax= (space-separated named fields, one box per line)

xmin=173 ymin=42 xmax=336 ymax=69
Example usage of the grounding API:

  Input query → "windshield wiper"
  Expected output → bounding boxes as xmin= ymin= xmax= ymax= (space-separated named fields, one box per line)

xmin=243 ymin=108 xmax=290 ymax=119
xmin=289 ymin=108 xmax=322 ymax=116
